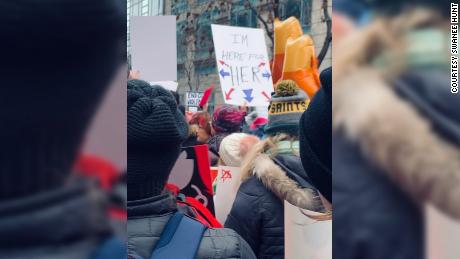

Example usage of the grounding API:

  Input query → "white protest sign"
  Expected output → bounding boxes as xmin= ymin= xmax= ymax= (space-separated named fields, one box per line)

xmin=130 ymin=16 xmax=177 ymax=82
xmin=186 ymin=92 xmax=204 ymax=107
xmin=427 ymin=205 xmax=460 ymax=259
xmin=285 ymin=201 xmax=332 ymax=259
xmin=213 ymin=166 xmax=241 ymax=224
xmin=211 ymin=24 xmax=274 ymax=107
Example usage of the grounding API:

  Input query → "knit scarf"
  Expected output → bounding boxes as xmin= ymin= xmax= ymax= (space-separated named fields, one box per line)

xmin=267 ymin=140 xmax=300 ymax=156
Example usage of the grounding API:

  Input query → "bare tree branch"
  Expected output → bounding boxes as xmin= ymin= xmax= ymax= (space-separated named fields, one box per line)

xmin=317 ymin=0 xmax=332 ymax=67
xmin=245 ymin=0 xmax=274 ymax=47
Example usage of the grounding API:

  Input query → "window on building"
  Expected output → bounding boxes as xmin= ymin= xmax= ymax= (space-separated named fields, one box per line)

xmin=141 ymin=0 xmax=149 ymax=16
xmin=278 ymin=0 xmax=312 ymax=32
xmin=230 ymin=3 xmax=257 ymax=28
xmin=195 ymin=11 xmax=213 ymax=62
xmin=195 ymin=62 xmax=215 ymax=76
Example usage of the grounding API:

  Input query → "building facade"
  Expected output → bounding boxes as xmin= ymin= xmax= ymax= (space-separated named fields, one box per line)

xmin=128 ymin=0 xmax=331 ymax=107
xmin=127 ymin=0 xmax=164 ymax=53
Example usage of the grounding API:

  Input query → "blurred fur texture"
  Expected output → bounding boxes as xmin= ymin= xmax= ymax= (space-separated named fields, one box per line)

xmin=251 ymin=153 xmax=320 ymax=211
xmin=333 ymin=8 xmax=460 ymax=220
xmin=239 ymin=134 xmax=321 ymax=211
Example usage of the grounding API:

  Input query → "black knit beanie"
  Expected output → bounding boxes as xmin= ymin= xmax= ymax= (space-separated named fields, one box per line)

xmin=0 ymin=0 xmax=125 ymax=200
xmin=299 ymin=67 xmax=332 ymax=202
xmin=127 ymin=80 xmax=189 ymax=201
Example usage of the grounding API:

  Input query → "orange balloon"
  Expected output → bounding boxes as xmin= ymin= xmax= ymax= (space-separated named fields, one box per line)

xmin=272 ymin=17 xmax=303 ymax=84
xmin=280 ymin=35 xmax=321 ymax=98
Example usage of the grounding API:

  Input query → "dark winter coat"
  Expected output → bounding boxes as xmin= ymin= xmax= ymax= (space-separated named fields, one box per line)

xmin=225 ymin=153 xmax=323 ymax=259
xmin=127 ymin=193 xmax=256 ymax=259
xmin=333 ymin=132 xmax=424 ymax=259
xmin=332 ymin=67 xmax=460 ymax=258
xmin=0 ymin=179 xmax=124 ymax=259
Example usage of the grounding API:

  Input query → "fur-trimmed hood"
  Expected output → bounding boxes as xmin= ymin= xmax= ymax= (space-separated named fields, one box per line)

xmin=333 ymin=9 xmax=460 ymax=220
xmin=333 ymin=68 xmax=460 ymax=219
xmin=248 ymin=153 xmax=323 ymax=212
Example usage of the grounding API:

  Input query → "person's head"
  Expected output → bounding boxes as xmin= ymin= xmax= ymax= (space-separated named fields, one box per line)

xmin=212 ymin=105 xmax=245 ymax=135
xmin=0 ymin=0 xmax=124 ymax=200
xmin=265 ymin=80 xmax=309 ymax=137
xmin=127 ymin=80 xmax=188 ymax=201
xmin=300 ymin=67 xmax=332 ymax=204
xmin=219 ymin=133 xmax=260 ymax=167
xmin=197 ymin=124 xmax=212 ymax=143
xmin=190 ymin=111 xmax=212 ymax=143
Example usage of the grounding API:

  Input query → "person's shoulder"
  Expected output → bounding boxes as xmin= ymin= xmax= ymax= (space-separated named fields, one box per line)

xmin=197 ymin=227 xmax=256 ymax=259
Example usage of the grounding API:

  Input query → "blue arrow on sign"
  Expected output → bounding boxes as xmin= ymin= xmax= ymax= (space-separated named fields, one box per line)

xmin=262 ymin=70 xmax=271 ymax=80
xmin=219 ymin=69 xmax=230 ymax=78
xmin=243 ymin=89 xmax=254 ymax=102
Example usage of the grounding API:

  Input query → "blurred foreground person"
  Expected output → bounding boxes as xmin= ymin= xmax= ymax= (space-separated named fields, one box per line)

xmin=225 ymin=80 xmax=324 ymax=259
xmin=300 ymin=67 xmax=332 ymax=211
xmin=0 ymin=1 xmax=125 ymax=258
xmin=127 ymin=80 xmax=256 ymax=259
xmin=333 ymin=2 xmax=459 ymax=258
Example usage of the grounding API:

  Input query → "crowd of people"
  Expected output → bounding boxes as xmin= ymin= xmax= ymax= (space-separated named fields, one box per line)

xmin=126 ymin=67 xmax=332 ymax=258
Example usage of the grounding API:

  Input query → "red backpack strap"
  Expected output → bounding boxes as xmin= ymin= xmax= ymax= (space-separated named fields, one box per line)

xmin=185 ymin=197 xmax=222 ymax=228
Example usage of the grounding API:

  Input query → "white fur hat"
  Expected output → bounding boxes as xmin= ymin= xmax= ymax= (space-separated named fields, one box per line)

xmin=219 ymin=133 xmax=259 ymax=167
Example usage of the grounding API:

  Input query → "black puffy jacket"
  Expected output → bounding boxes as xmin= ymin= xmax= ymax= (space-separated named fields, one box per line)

xmin=225 ymin=153 xmax=322 ymax=259
xmin=128 ymin=193 xmax=256 ymax=259
xmin=0 ymin=179 xmax=124 ymax=259
xmin=333 ymin=133 xmax=423 ymax=259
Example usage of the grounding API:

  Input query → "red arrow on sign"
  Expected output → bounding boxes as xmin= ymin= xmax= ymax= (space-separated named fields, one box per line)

xmin=225 ymin=88 xmax=235 ymax=100
xmin=219 ymin=60 xmax=229 ymax=67
xmin=261 ymin=91 xmax=271 ymax=101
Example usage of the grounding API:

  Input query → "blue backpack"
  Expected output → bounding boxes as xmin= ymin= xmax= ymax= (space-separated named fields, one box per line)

xmin=92 ymin=236 xmax=127 ymax=259
xmin=129 ymin=212 xmax=208 ymax=259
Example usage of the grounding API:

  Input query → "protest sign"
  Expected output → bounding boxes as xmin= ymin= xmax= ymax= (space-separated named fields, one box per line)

xmin=211 ymin=24 xmax=274 ymax=107
xmin=285 ymin=201 xmax=332 ymax=259
xmin=186 ymin=92 xmax=204 ymax=108
xmin=427 ymin=205 xmax=460 ymax=259
xmin=213 ymin=166 xmax=241 ymax=224
xmin=130 ymin=16 xmax=176 ymax=82
xmin=168 ymin=145 xmax=215 ymax=214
